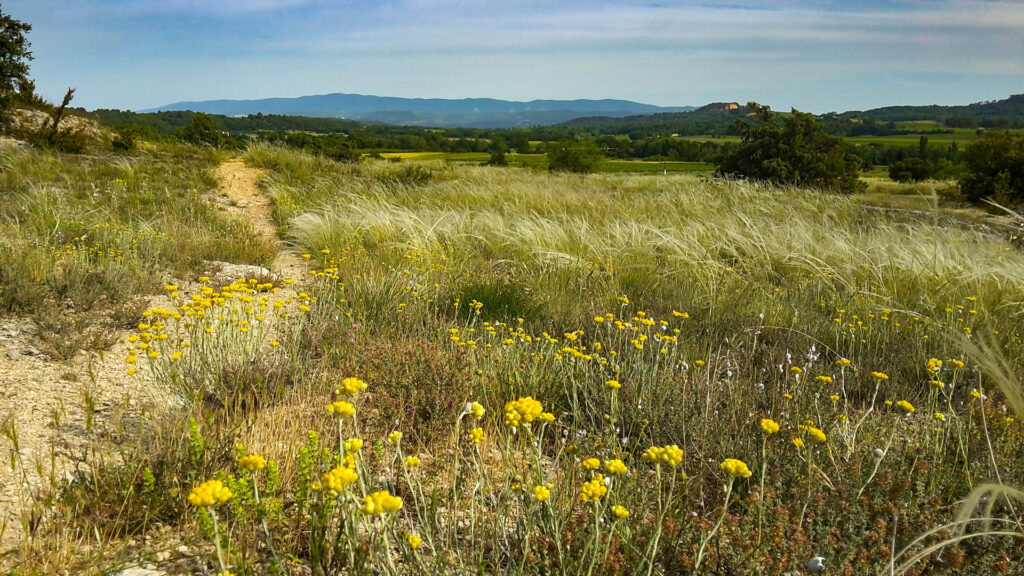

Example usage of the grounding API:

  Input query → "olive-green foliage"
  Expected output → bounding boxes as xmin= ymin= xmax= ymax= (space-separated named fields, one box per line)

xmin=959 ymin=131 xmax=1024 ymax=204
xmin=547 ymin=139 xmax=602 ymax=173
xmin=889 ymin=157 xmax=932 ymax=182
xmin=719 ymin=102 xmax=865 ymax=193
xmin=0 ymin=7 xmax=32 ymax=112
xmin=179 ymin=112 xmax=222 ymax=146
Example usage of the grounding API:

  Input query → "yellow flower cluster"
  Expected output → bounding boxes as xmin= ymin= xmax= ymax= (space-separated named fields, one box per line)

xmin=604 ymin=459 xmax=628 ymax=475
xmin=387 ymin=431 xmax=403 ymax=444
xmin=582 ymin=457 xmax=601 ymax=470
xmin=503 ymin=397 xmax=543 ymax=427
xmin=188 ymin=479 xmax=233 ymax=507
xmin=238 ymin=454 xmax=266 ymax=472
xmin=405 ymin=456 xmax=421 ymax=467
xmin=327 ymin=401 xmax=355 ymax=419
xmin=871 ymin=371 xmax=889 ymax=381
xmin=896 ymin=400 xmax=915 ymax=414
xmin=469 ymin=427 xmax=485 ymax=443
xmin=362 ymin=490 xmax=403 ymax=514
xmin=533 ymin=485 xmax=550 ymax=502
xmin=469 ymin=402 xmax=486 ymax=420
xmin=611 ymin=505 xmax=630 ymax=518
xmin=642 ymin=444 xmax=683 ymax=467
xmin=344 ymin=438 xmax=364 ymax=453
xmin=720 ymin=458 xmax=752 ymax=478
xmin=760 ymin=418 xmax=780 ymax=434
xmin=338 ymin=377 xmax=367 ymax=396
xmin=321 ymin=466 xmax=358 ymax=495
xmin=605 ymin=379 xmax=621 ymax=390
xmin=405 ymin=532 xmax=422 ymax=549
xmin=579 ymin=474 xmax=608 ymax=501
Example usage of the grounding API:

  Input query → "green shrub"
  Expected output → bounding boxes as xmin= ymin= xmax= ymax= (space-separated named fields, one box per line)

xmin=959 ymin=131 xmax=1024 ymax=204
xmin=889 ymin=157 xmax=932 ymax=182
xmin=547 ymin=139 xmax=602 ymax=174
xmin=718 ymin=102 xmax=865 ymax=193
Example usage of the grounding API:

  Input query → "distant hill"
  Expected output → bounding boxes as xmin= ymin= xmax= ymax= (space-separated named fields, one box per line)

xmin=840 ymin=94 xmax=1024 ymax=125
xmin=144 ymin=93 xmax=694 ymax=128
xmin=563 ymin=94 xmax=1024 ymax=137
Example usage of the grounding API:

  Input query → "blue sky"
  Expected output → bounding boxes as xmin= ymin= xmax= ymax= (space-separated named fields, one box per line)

xmin=5 ymin=0 xmax=1023 ymax=112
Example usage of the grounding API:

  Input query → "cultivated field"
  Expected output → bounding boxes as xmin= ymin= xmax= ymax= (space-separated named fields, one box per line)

xmin=2 ymin=142 xmax=1023 ymax=574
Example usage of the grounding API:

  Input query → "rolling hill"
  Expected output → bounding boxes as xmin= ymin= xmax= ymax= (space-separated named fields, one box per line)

xmin=145 ymin=93 xmax=694 ymax=128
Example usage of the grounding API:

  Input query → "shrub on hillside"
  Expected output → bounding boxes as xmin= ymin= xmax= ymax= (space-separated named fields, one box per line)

xmin=179 ymin=112 xmax=222 ymax=146
xmin=718 ymin=102 xmax=865 ymax=193
xmin=959 ymin=131 xmax=1024 ymax=204
xmin=889 ymin=157 xmax=932 ymax=182
xmin=547 ymin=139 xmax=602 ymax=174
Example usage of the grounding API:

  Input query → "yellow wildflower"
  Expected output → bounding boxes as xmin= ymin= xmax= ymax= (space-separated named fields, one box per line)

xmin=362 ymin=490 xmax=403 ymax=514
xmin=338 ymin=377 xmax=367 ymax=396
xmin=469 ymin=427 xmax=485 ymax=443
xmin=582 ymin=457 xmax=601 ymax=470
xmin=760 ymin=418 xmax=780 ymax=434
xmin=605 ymin=379 xmax=621 ymax=390
xmin=327 ymin=401 xmax=355 ymax=419
xmin=604 ymin=459 xmax=628 ymax=475
xmin=533 ymin=485 xmax=550 ymax=502
xmin=321 ymin=466 xmax=358 ymax=494
xmin=405 ymin=456 xmax=421 ymax=467
xmin=387 ymin=431 xmax=403 ymax=444
xmin=188 ymin=479 xmax=232 ymax=507
xmin=720 ymin=458 xmax=752 ymax=478
xmin=579 ymin=474 xmax=608 ymax=501
xmin=238 ymin=454 xmax=266 ymax=472
xmin=896 ymin=400 xmax=915 ymax=414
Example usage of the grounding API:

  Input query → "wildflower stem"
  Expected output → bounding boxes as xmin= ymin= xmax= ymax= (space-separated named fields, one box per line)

xmin=695 ymin=477 xmax=734 ymax=571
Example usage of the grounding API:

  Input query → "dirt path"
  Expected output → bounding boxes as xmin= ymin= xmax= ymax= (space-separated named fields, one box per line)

xmin=214 ymin=158 xmax=306 ymax=281
xmin=0 ymin=158 xmax=305 ymax=557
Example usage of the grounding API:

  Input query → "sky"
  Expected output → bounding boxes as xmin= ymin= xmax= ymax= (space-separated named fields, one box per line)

xmin=4 ymin=0 xmax=1024 ymax=113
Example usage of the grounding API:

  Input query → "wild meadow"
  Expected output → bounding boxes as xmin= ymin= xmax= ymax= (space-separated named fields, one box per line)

xmin=4 ymin=142 xmax=1024 ymax=575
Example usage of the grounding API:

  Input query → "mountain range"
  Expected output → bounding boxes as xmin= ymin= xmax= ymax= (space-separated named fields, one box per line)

xmin=144 ymin=93 xmax=694 ymax=128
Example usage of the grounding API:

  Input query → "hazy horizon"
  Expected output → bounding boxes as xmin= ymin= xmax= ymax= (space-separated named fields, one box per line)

xmin=5 ymin=0 xmax=1023 ymax=114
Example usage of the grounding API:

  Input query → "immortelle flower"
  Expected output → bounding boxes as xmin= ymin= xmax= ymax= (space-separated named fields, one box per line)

xmin=720 ymin=459 xmax=752 ymax=478
xmin=790 ymin=366 xmax=804 ymax=375
xmin=836 ymin=358 xmax=852 ymax=367
xmin=405 ymin=533 xmax=422 ymax=550
xmin=760 ymin=418 xmax=780 ymax=435
xmin=871 ymin=372 xmax=889 ymax=381
xmin=469 ymin=402 xmax=486 ymax=421
xmin=327 ymin=401 xmax=355 ymax=419
xmin=322 ymin=466 xmax=358 ymax=495
xmin=934 ymin=412 xmax=946 ymax=422
xmin=611 ymin=505 xmax=630 ymax=519
xmin=605 ymin=379 xmax=621 ymax=390
xmin=806 ymin=427 xmax=827 ymax=444
xmin=387 ymin=431 xmax=403 ymax=444
xmin=344 ymin=438 xmax=364 ymax=453
xmin=815 ymin=375 xmax=833 ymax=384
xmin=792 ymin=438 xmax=804 ymax=448
xmin=469 ymin=427 xmax=485 ymax=443
xmin=338 ymin=377 xmax=367 ymax=396
xmin=504 ymin=397 xmax=543 ymax=427
xmin=929 ymin=380 xmax=945 ymax=389
xmin=362 ymin=490 xmax=403 ymax=514
xmin=238 ymin=454 xmax=266 ymax=472
xmin=927 ymin=358 xmax=943 ymax=374
xmin=579 ymin=474 xmax=609 ymax=501
xmin=829 ymin=394 xmax=840 ymax=403
xmin=642 ymin=445 xmax=683 ymax=467
xmin=533 ymin=485 xmax=550 ymax=502
xmin=405 ymin=456 xmax=421 ymax=467
xmin=605 ymin=459 xmax=628 ymax=475
xmin=582 ymin=457 xmax=601 ymax=470
xmin=896 ymin=400 xmax=915 ymax=414
xmin=188 ymin=479 xmax=233 ymax=507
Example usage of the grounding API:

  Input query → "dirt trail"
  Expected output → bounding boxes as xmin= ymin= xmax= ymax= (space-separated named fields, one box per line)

xmin=0 ymin=158 xmax=305 ymax=556
xmin=215 ymin=158 xmax=306 ymax=281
